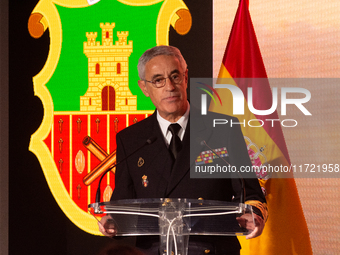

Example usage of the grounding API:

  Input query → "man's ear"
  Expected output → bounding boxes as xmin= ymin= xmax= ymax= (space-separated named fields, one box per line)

xmin=138 ymin=80 xmax=150 ymax=97
xmin=182 ymin=69 xmax=188 ymax=88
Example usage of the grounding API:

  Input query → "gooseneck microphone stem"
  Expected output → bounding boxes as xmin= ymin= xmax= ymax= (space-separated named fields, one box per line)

xmin=200 ymin=140 xmax=246 ymax=204
xmin=95 ymin=165 xmax=114 ymax=204
xmin=95 ymin=136 xmax=157 ymax=204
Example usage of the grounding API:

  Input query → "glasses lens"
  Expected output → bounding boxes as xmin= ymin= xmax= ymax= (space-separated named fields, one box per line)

xmin=150 ymin=73 xmax=184 ymax=88
xmin=153 ymin=77 xmax=166 ymax=87
xmin=171 ymin=74 xmax=182 ymax=84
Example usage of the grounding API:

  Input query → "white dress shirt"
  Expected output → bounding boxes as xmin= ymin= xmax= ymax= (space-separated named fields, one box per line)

xmin=156 ymin=102 xmax=190 ymax=147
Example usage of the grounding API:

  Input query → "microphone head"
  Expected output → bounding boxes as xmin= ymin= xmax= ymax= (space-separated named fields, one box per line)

xmin=195 ymin=137 xmax=206 ymax=146
xmin=146 ymin=136 xmax=157 ymax=144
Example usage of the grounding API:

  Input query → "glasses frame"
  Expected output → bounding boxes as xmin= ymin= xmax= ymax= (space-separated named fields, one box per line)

xmin=144 ymin=73 xmax=186 ymax=88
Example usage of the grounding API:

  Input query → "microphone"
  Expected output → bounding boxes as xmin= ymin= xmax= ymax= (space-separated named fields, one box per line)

xmin=198 ymin=138 xmax=246 ymax=204
xmin=95 ymin=136 xmax=157 ymax=203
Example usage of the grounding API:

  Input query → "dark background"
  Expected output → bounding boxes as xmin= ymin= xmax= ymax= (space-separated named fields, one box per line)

xmin=9 ymin=1 xmax=212 ymax=254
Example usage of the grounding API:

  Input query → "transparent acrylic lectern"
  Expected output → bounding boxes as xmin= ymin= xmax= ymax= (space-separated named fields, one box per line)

xmin=89 ymin=198 xmax=255 ymax=255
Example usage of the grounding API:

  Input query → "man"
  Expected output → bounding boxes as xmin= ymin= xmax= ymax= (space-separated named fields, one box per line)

xmin=99 ymin=45 xmax=267 ymax=255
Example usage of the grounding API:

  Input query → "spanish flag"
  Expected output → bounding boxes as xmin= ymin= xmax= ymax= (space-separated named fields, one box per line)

xmin=210 ymin=0 xmax=313 ymax=254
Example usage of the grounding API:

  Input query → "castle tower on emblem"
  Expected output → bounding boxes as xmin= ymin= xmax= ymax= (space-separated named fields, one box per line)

xmin=80 ymin=22 xmax=137 ymax=112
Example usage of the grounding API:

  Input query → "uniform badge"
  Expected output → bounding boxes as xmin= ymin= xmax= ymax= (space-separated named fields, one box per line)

xmin=138 ymin=157 xmax=145 ymax=167
xmin=142 ymin=175 xmax=149 ymax=187
xmin=195 ymin=147 xmax=228 ymax=165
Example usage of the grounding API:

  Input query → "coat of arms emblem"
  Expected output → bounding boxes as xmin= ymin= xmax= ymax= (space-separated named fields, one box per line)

xmin=28 ymin=0 xmax=191 ymax=235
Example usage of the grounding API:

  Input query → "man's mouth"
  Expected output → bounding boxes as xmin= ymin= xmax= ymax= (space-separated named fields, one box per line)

xmin=164 ymin=95 xmax=180 ymax=101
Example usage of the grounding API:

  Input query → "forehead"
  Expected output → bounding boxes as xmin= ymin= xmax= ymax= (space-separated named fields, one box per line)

xmin=145 ymin=55 xmax=182 ymax=77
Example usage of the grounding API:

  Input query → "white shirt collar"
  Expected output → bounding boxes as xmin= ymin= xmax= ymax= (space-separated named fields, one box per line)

xmin=157 ymin=102 xmax=190 ymax=146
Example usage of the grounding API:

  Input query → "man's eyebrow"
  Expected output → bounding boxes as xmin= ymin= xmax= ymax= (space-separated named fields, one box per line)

xmin=150 ymin=69 xmax=180 ymax=80
xmin=170 ymin=69 xmax=180 ymax=75
xmin=150 ymin=74 xmax=163 ymax=80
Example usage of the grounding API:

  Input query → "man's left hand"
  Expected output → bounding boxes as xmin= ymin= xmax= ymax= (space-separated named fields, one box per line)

xmin=236 ymin=213 xmax=265 ymax=239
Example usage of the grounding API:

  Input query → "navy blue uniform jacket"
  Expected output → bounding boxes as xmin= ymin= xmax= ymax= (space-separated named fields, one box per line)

xmin=111 ymin=109 xmax=266 ymax=252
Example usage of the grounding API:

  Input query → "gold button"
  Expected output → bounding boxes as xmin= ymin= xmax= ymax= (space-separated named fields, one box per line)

xmin=198 ymin=197 xmax=204 ymax=200
xmin=204 ymin=249 xmax=210 ymax=254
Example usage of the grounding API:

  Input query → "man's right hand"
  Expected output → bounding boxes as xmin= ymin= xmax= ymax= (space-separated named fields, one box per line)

xmin=98 ymin=215 xmax=117 ymax=237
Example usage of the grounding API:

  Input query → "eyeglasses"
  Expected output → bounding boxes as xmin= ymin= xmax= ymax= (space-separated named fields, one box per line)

xmin=144 ymin=73 xmax=185 ymax=88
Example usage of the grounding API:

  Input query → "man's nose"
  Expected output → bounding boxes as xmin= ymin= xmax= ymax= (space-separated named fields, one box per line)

xmin=164 ymin=77 xmax=176 ymax=90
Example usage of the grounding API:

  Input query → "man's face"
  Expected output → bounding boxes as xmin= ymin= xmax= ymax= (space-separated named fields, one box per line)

xmin=138 ymin=55 xmax=188 ymax=122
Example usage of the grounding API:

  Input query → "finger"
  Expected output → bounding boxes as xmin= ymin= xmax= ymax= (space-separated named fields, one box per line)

xmin=246 ymin=216 xmax=264 ymax=239
xmin=98 ymin=221 xmax=115 ymax=237
xmin=98 ymin=221 xmax=107 ymax=235
xmin=106 ymin=226 xmax=116 ymax=235
xmin=246 ymin=227 xmax=258 ymax=239
xmin=236 ymin=217 xmax=247 ymax=228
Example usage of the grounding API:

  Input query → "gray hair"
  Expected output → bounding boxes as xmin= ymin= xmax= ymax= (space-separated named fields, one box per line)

xmin=137 ymin=45 xmax=187 ymax=80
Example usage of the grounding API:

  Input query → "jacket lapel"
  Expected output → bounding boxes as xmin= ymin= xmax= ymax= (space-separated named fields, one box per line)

xmin=164 ymin=114 xmax=213 ymax=197
xmin=142 ymin=112 xmax=174 ymax=196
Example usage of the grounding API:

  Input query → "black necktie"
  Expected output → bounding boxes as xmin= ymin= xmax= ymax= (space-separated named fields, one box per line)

xmin=168 ymin=123 xmax=182 ymax=160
